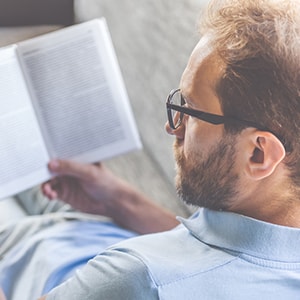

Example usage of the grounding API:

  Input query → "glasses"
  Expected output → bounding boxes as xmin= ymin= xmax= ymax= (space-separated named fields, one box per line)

xmin=167 ymin=88 xmax=268 ymax=130
xmin=166 ymin=88 xmax=287 ymax=149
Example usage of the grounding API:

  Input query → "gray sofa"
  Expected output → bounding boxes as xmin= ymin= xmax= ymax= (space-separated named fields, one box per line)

xmin=0 ymin=0 xmax=208 ymax=217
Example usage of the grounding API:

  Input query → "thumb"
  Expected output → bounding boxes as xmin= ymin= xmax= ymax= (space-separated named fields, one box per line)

xmin=48 ymin=159 xmax=98 ymax=180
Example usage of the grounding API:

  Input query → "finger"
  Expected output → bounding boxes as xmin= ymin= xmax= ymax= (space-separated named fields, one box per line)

xmin=48 ymin=159 xmax=99 ymax=180
xmin=41 ymin=181 xmax=58 ymax=200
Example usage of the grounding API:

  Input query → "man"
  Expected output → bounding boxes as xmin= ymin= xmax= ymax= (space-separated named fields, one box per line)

xmin=1 ymin=0 xmax=300 ymax=298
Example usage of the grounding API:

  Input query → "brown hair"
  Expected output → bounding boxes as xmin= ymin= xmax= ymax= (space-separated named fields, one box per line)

xmin=199 ymin=0 xmax=300 ymax=185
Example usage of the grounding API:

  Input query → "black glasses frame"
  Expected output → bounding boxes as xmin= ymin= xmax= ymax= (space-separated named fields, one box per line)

xmin=166 ymin=88 xmax=288 ymax=150
xmin=167 ymin=88 xmax=268 ymax=130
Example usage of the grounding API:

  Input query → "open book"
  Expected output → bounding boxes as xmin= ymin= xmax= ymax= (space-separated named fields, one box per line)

xmin=0 ymin=19 xmax=142 ymax=200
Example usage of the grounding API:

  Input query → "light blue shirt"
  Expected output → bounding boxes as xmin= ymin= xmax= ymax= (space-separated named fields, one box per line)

xmin=0 ymin=217 xmax=137 ymax=299
xmin=47 ymin=208 xmax=300 ymax=299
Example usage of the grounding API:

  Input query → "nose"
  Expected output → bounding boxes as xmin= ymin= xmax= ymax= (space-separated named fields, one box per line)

xmin=165 ymin=120 xmax=185 ymax=140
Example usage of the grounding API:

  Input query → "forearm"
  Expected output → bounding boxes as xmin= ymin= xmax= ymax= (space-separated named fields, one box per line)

xmin=43 ymin=159 xmax=179 ymax=234
xmin=105 ymin=184 xmax=179 ymax=234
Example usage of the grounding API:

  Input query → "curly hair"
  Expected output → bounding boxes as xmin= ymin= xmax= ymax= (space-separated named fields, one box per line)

xmin=199 ymin=0 xmax=300 ymax=185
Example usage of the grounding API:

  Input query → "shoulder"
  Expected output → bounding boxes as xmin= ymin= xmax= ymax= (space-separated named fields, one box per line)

xmin=46 ymin=244 xmax=159 ymax=299
xmin=46 ymin=223 xmax=234 ymax=300
xmin=108 ymin=223 xmax=236 ymax=286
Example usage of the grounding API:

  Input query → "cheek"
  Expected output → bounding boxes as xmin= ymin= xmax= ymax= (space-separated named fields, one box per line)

xmin=183 ymin=119 xmax=223 ymax=160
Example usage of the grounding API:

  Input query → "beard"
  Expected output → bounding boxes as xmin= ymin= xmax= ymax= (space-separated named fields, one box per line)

xmin=174 ymin=134 xmax=239 ymax=211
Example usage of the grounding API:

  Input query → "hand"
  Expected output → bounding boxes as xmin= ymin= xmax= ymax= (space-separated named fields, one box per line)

xmin=42 ymin=159 xmax=178 ymax=234
xmin=42 ymin=159 xmax=130 ymax=217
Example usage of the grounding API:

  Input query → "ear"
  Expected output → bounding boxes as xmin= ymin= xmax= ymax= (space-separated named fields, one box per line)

xmin=246 ymin=131 xmax=286 ymax=180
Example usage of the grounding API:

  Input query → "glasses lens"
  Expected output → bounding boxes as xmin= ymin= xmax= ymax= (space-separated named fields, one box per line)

xmin=170 ymin=90 xmax=184 ymax=128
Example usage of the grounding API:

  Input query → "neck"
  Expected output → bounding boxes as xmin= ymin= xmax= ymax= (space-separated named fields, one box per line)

xmin=234 ymin=200 xmax=300 ymax=228
xmin=232 ymin=176 xmax=300 ymax=228
xmin=254 ymin=200 xmax=300 ymax=228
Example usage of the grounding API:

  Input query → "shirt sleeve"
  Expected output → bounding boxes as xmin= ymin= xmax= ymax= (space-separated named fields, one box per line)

xmin=45 ymin=248 xmax=159 ymax=300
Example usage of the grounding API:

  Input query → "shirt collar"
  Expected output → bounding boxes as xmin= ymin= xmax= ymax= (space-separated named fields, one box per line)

xmin=179 ymin=208 xmax=300 ymax=262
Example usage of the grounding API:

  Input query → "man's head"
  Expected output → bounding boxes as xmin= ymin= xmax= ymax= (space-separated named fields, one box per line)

xmin=166 ymin=0 xmax=300 ymax=217
xmin=200 ymin=0 xmax=300 ymax=180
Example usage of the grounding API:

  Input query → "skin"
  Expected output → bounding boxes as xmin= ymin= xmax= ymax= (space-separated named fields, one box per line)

xmin=42 ymin=160 xmax=179 ymax=234
xmin=168 ymin=38 xmax=241 ymax=211
xmin=39 ymin=35 xmax=300 ymax=299
xmin=166 ymin=36 xmax=300 ymax=227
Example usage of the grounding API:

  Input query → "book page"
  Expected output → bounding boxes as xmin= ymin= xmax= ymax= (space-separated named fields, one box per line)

xmin=0 ymin=46 xmax=50 ymax=199
xmin=18 ymin=19 xmax=141 ymax=163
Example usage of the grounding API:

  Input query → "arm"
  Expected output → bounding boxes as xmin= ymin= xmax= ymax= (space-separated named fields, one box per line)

xmin=42 ymin=159 xmax=179 ymax=234
xmin=38 ymin=245 xmax=159 ymax=300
